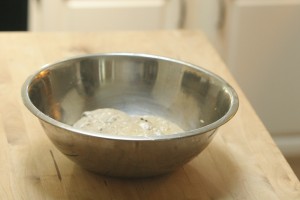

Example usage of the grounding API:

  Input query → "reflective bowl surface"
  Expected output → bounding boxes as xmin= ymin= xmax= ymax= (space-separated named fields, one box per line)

xmin=22 ymin=53 xmax=238 ymax=177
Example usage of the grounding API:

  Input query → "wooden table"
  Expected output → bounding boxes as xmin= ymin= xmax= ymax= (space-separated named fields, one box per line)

xmin=0 ymin=31 xmax=299 ymax=199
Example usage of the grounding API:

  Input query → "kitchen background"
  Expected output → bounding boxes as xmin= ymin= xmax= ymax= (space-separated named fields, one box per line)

xmin=1 ymin=0 xmax=299 ymax=178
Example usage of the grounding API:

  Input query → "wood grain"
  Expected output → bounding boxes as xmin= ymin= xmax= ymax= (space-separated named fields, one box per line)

xmin=0 ymin=31 xmax=299 ymax=199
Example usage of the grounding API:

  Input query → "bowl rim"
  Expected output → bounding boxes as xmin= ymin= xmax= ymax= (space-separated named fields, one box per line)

xmin=21 ymin=53 xmax=239 ymax=141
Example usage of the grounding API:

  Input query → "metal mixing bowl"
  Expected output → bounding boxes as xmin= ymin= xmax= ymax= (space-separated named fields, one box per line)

xmin=21 ymin=53 xmax=238 ymax=178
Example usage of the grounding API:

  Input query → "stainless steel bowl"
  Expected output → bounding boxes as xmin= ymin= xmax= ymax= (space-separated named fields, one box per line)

xmin=21 ymin=53 xmax=238 ymax=178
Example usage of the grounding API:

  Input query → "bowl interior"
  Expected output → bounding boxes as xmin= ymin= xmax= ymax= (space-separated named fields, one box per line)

xmin=26 ymin=54 xmax=236 ymax=134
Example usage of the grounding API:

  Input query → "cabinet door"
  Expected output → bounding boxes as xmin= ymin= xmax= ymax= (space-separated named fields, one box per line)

xmin=224 ymin=0 xmax=300 ymax=135
xmin=29 ymin=0 xmax=181 ymax=31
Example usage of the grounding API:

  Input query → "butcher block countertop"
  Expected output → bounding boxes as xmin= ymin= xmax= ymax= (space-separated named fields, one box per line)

xmin=0 ymin=31 xmax=299 ymax=200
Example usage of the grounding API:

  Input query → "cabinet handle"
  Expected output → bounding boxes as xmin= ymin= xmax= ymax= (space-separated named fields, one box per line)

xmin=218 ymin=0 xmax=226 ymax=31
xmin=178 ymin=0 xmax=187 ymax=28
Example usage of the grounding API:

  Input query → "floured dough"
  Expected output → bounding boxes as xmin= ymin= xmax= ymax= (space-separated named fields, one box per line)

xmin=73 ymin=108 xmax=183 ymax=136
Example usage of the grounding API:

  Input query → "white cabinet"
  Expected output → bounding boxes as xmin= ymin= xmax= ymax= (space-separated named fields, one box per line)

xmin=195 ymin=0 xmax=300 ymax=137
xmin=224 ymin=0 xmax=300 ymax=136
xmin=29 ymin=0 xmax=181 ymax=31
